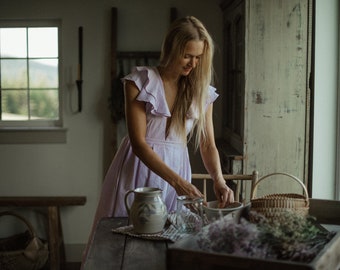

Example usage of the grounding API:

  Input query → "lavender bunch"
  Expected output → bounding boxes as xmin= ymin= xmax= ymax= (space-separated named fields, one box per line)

xmin=196 ymin=211 xmax=335 ymax=262
xmin=256 ymin=211 xmax=335 ymax=262
xmin=197 ymin=217 xmax=269 ymax=258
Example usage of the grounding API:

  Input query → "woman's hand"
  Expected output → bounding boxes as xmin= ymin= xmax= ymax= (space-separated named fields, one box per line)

xmin=213 ymin=180 xmax=234 ymax=208
xmin=173 ymin=178 xmax=204 ymax=199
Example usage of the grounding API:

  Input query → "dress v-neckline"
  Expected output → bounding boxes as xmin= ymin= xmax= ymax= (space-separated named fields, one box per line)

xmin=155 ymin=66 xmax=177 ymax=116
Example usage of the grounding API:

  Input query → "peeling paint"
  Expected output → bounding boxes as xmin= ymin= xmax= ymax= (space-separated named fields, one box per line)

xmin=252 ymin=90 xmax=266 ymax=104
xmin=287 ymin=3 xmax=302 ymax=28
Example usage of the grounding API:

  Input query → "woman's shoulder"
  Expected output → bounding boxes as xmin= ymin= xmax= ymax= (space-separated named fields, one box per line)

xmin=122 ymin=66 xmax=160 ymax=88
xmin=123 ymin=66 xmax=170 ymax=117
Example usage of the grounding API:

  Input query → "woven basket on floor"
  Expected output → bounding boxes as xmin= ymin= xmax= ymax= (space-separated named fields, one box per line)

xmin=0 ymin=211 xmax=49 ymax=270
xmin=250 ymin=172 xmax=309 ymax=222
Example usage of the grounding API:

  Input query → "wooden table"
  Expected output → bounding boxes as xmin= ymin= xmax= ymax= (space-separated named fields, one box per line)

xmin=0 ymin=196 xmax=86 ymax=270
xmin=83 ymin=199 xmax=340 ymax=270
xmin=83 ymin=217 xmax=174 ymax=270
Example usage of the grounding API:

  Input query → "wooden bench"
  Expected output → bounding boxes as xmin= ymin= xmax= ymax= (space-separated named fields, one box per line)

xmin=0 ymin=196 xmax=86 ymax=270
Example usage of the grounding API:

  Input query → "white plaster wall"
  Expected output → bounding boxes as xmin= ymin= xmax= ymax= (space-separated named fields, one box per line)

xmin=313 ymin=0 xmax=339 ymax=199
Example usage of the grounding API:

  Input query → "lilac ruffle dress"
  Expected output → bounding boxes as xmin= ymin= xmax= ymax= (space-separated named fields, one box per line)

xmin=93 ymin=66 xmax=218 ymax=221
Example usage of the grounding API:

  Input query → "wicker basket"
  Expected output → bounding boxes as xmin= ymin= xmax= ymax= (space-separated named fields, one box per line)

xmin=0 ymin=211 xmax=49 ymax=270
xmin=250 ymin=172 xmax=309 ymax=222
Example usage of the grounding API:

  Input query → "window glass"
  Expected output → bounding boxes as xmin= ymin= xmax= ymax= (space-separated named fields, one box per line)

xmin=1 ymin=59 xmax=27 ymax=88
xmin=0 ymin=24 xmax=60 ymax=125
xmin=1 ymin=90 xmax=28 ymax=120
xmin=29 ymin=59 xmax=58 ymax=88
xmin=0 ymin=28 xmax=27 ymax=58
xmin=28 ymin=27 xmax=58 ymax=58
xmin=30 ymin=89 xmax=58 ymax=119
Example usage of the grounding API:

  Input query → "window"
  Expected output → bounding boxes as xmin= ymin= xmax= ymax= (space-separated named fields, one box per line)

xmin=0 ymin=20 xmax=65 ymax=143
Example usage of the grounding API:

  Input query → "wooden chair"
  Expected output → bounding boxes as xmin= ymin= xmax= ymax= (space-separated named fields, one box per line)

xmin=191 ymin=171 xmax=258 ymax=204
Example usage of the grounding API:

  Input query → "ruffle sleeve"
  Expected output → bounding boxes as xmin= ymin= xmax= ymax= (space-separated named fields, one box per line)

xmin=122 ymin=66 xmax=171 ymax=117
xmin=186 ymin=86 xmax=219 ymax=119
xmin=207 ymin=85 xmax=219 ymax=105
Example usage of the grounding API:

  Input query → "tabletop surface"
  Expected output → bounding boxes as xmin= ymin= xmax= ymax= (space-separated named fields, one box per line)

xmin=83 ymin=199 xmax=340 ymax=270
xmin=83 ymin=217 xmax=174 ymax=270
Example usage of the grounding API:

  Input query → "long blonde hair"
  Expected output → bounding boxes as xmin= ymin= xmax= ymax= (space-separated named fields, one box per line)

xmin=159 ymin=16 xmax=214 ymax=149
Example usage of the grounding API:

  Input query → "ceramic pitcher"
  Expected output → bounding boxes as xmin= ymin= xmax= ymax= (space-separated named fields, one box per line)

xmin=124 ymin=187 xmax=168 ymax=234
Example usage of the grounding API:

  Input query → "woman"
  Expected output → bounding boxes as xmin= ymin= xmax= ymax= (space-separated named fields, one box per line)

xmin=97 ymin=15 xmax=233 ymax=219
xmin=82 ymin=16 xmax=234 ymax=265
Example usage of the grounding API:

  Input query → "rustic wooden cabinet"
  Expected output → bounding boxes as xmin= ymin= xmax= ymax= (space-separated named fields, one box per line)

xmin=220 ymin=0 xmax=313 ymax=197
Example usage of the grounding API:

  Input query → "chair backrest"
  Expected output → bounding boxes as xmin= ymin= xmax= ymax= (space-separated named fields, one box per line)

xmin=191 ymin=170 xmax=258 ymax=204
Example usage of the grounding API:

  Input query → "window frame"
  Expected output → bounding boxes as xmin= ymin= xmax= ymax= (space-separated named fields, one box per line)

xmin=0 ymin=19 xmax=66 ymax=143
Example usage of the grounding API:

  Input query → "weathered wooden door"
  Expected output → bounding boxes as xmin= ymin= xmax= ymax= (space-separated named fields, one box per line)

xmin=221 ymin=0 xmax=312 ymax=197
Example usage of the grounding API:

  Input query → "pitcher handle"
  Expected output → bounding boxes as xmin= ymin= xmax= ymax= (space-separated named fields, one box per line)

xmin=124 ymin=190 xmax=134 ymax=215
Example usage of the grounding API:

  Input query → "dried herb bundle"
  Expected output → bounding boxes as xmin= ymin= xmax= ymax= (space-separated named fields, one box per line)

xmin=197 ymin=211 xmax=335 ymax=262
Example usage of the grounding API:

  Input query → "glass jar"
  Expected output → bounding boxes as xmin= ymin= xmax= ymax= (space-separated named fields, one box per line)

xmin=176 ymin=195 xmax=203 ymax=234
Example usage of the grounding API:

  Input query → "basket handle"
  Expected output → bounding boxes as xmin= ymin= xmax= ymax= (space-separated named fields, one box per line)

xmin=0 ymin=211 xmax=37 ymax=238
xmin=251 ymin=172 xmax=309 ymax=206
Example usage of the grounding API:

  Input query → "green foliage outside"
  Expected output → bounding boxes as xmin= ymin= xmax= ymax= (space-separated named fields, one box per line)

xmin=1 ymin=60 xmax=59 ymax=120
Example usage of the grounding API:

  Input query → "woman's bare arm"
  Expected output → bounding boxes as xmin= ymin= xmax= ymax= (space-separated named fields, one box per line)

xmin=200 ymin=103 xmax=234 ymax=206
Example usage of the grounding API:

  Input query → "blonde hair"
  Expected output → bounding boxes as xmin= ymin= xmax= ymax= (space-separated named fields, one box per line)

xmin=159 ymin=16 xmax=214 ymax=149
